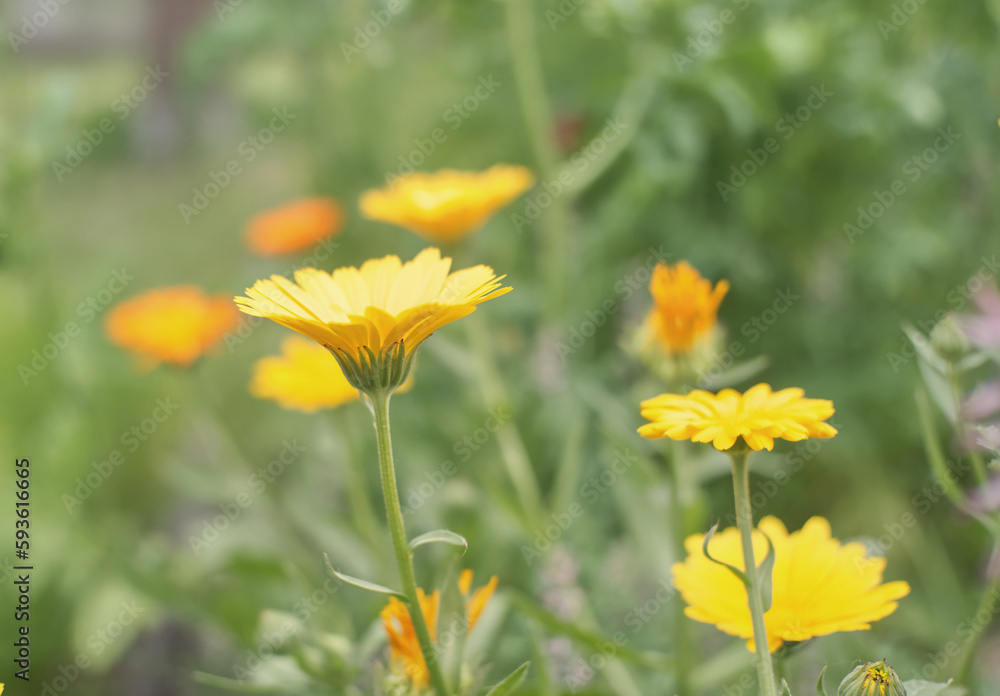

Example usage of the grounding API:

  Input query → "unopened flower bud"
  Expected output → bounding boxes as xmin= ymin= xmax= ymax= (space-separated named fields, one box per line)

xmin=838 ymin=659 xmax=906 ymax=696
xmin=930 ymin=313 xmax=969 ymax=363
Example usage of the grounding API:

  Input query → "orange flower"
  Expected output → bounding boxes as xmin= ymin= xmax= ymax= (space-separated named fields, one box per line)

xmin=381 ymin=589 xmax=440 ymax=688
xmin=106 ymin=286 xmax=238 ymax=368
xmin=645 ymin=261 xmax=728 ymax=353
xmin=245 ymin=198 xmax=344 ymax=256
xmin=459 ymin=570 xmax=498 ymax=632
xmin=359 ymin=165 xmax=534 ymax=243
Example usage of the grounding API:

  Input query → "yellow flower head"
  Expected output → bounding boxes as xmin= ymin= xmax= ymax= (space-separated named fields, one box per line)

xmin=250 ymin=337 xmax=359 ymax=412
xmin=360 ymin=165 xmax=534 ymax=243
xmin=638 ymin=383 xmax=837 ymax=451
xmin=245 ymin=197 xmax=344 ymax=256
xmin=839 ymin=660 xmax=906 ymax=696
xmin=106 ymin=286 xmax=239 ymax=368
xmin=645 ymin=261 xmax=728 ymax=353
xmin=381 ymin=589 xmax=440 ymax=688
xmin=459 ymin=570 xmax=498 ymax=633
xmin=672 ymin=516 xmax=910 ymax=652
xmin=235 ymin=248 xmax=510 ymax=371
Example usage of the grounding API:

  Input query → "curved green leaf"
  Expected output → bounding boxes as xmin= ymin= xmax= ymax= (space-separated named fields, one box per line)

xmin=703 ymin=521 xmax=750 ymax=587
xmin=757 ymin=530 xmax=776 ymax=612
xmin=408 ymin=529 xmax=468 ymax=554
xmin=323 ymin=554 xmax=405 ymax=599
xmin=816 ymin=665 xmax=829 ymax=696
xmin=485 ymin=661 xmax=530 ymax=696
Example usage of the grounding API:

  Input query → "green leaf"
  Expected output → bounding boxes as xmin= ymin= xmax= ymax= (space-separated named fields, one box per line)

xmin=780 ymin=677 xmax=793 ymax=696
xmin=484 ymin=661 xmax=530 ymax=696
xmin=323 ymin=554 xmax=405 ymax=599
xmin=816 ymin=665 xmax=829 ymax=696
xmin=408 ymin=529 xmax=468 ymax=554
xmin=757 ymin=530 xmax=776 ymax=612
xmin=902 ymin=680 xmax=965 ymax=696
xmin=703 ymin=521 xmax=750 ymax=587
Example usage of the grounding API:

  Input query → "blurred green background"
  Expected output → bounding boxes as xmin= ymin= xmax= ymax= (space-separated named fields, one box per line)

xmin=2 ymin=0 xmax=1000 ymax=693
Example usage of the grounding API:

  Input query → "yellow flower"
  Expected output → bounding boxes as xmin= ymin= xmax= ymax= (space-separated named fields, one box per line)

xmin=106 ymin=286 xmax=239 ymax=368
xmin=381 ymin=589 xmax=440 ymax=688
xmin=245 ymin=197 xmax=344 ymax=256
xmin=638 ymin=383 xmax=837 ymax=451
xmin=235 ymin=248 xmax=510 ymax=390
xmin=672 ymin=516 xmax=910 ymax=652
xmin=459 ymin=570 xmax=498 ymax=632
xmin=645 ymin=261 xmax=728 ymax=353
xmin=250 ymin=337 xmax=359 ymax=412
xmin=359 ymin=165 xmax=534 ymax=243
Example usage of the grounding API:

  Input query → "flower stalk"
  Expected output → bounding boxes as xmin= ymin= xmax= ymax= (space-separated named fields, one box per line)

xmin=729 ymin=449 xmax=778 ymax=696
xmin=370 ymin=388 xmax=452 ymax=696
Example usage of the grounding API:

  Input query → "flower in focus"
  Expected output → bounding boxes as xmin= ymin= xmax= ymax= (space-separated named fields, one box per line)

xmin=644 ymin=261 xmax=728 ymax=354
xmin=250 ymin=337 xmax=359 ymax=412
xmin=381 ymin=589 xmax=440 ymax=688
xmin=672 ymin=516 xmax=910 ymax=652
xmin=359 ymin=165 xmax=534 ymax=243
xmin=459 ymin=570 xmax=498 ymax=632
xmin=244 ymin=197 xmax=344 ymax=256
xmin=235 ymin=248 xmax=510 ymax=391
xmin=106 ymin=286 xmax=239 ymax=368
xmin=638 ymin=383 xmax=837 ymax=451
xmin=838 ymin=659 xmax=906 ymax=696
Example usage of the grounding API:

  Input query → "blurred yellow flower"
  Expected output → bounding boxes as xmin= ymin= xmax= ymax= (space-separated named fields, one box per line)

xmin=672 ymin=516 xmax=910 ymax=652
xmin=382 ymin=589 xmax=440 ymax=688
xmin=459 ymin=570 xmax=498 ymax=632
xmin=250 ymin=337 xmax=359 ymax=412
xmin=638 ymin=383 xmax=837 ymax=451
xmin=235 ymin=247 xmax=510 ymax=363
xmin=106 ymin=286 xmax=239 ymax=368
xmin=645 ymin=261 xmax=728 ymax=353
xmin=244 ymin=197 xmax=344 ymax=256
xmin=359 ymin=165 xmax=534 ymax=243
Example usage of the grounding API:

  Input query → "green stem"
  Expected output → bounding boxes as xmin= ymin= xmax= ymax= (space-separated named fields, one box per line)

xmin=730 ymin=451 xmax=778 ymax=696
xmin=954 ymin=554 xmax=1000 ymax=684
xmin=371 ymin=390 xmax=452 ymax=696
xmin=948 ymin=365 xmax=989 ymax=486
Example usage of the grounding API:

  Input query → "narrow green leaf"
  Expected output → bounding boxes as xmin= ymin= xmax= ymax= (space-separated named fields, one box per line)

xmin=323 ymin=554 xmax=405 ymax=599
xmin=703 ymin=521 xmax=750 ymax=587
xmin=409 ymin=529 xmax=468 ymax=554
xmin=780 ymin=677 xmax=793 ymax=696
xmin=757 ymin=531 xmax=776 ymax=612
xmin=816 ymin=665 xmax=829 ymax=696
xmin=485 ymin=661 xmax=530 ymax=696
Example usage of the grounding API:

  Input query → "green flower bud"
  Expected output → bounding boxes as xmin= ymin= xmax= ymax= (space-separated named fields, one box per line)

xmin=838 ymin=659 xmax=906 ymax=696
xmin=930 ymin=313 xmax=969 ymax=363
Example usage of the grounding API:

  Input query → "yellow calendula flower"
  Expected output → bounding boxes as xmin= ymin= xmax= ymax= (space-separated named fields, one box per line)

xmin=459 ymin=570 xmax=498 ymax=632
xmin=672 ymin=516 xmax=910 ymax=652
xmin=638 ymin=383 xmax=837 ymax=451
xmin=235 ymin=248 xmax=510 ymax=391
xmin=382 ymin=589 xmax=440 ymax=688
xmin=250 ymin=337 xmax=359 ymax=412
xmin=106 ymin=286 xmax=239 ymax=368
xmin=645 ymin=261 xmax=728 ymax=353
xmin=359 ymin=165 xmax=534 ymax=243
xmin=245 ymin=197 xmax=344 ymax=256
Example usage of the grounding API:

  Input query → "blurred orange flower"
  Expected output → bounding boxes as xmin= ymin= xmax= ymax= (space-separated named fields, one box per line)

xmin=245 ymin=198 xmax=344 ymax=256
xmin=359 ymin=165 xmax=534 ymax=243
xmin=381 ymin=589 xmax=440 ymax=688
xmin=645 ymin=261 xmax=728 ymax=353
xmin=250 ymin=337 xmax=359 ymax=412
xmin=459 ymin=570 xmax=498 ymax=632
xmin=106 ymin=286 xmax=238 ymax=368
